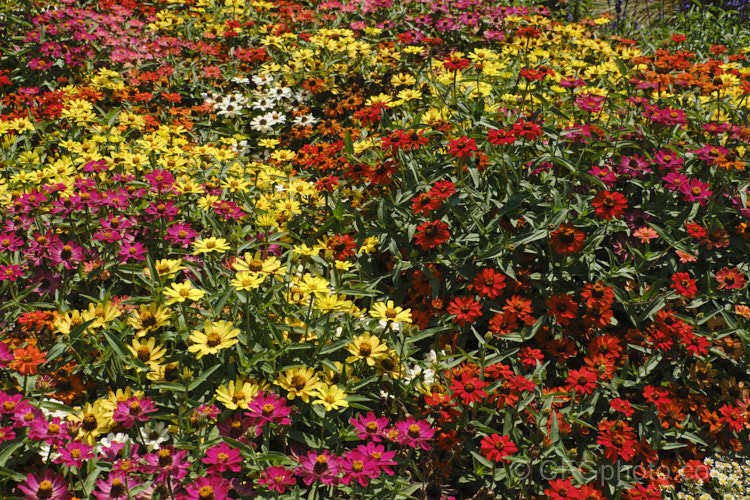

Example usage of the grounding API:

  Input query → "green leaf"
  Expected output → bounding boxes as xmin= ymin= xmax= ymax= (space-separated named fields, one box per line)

xmin=187 ymin=364 xmax=221 ymax=392
xmin=0 ymin=442 xmax=24 ymax=467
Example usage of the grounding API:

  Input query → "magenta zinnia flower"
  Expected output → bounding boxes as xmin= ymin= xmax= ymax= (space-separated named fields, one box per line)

xmin=143 ymin=445 xmax=191 ymax=482
xmin=117 ymin=241 xmax=147 ymax=263
xmin=349 ymin=412 xmax=389 ymax=442
xmin=680 ymin=178 xmax=712 ymax=205
xmin=355 ymin=442 xmax=397 ymax=475
xmin=0 ymin=232 xmax=23 ymax=252
xmin=258 ymin=466 xmax=296 ymax=493
xmin=393 ymin=417 xmax=435 ymax=450
xmin=340 ymin=449 xmax=380 ymax=487
xmin=17 ymin=470 xmax=71 ymax=500
xmin=0 ymin=264 xmax=24 ymax=282
xmin=166 ymin=223 xmax=198 ymax=248
xmin=202 ymin=442 xmax=243 ymax=474
xmin=93 ymin=472 xmax=140 ymax=500
xmin=246 ymin=392 xmax=292 ymax=426
xmin=184 ymin=476 xmax=231 ymax=500
xmin=296 ymin=450 xmax=340 ymax=486
xmin=112 ymin=397 xmax=157 ymax=428
xmin=54 ymin=440 xmax=94 ymax=468
xmin=47 ymin=241 xmax=84 ymax=270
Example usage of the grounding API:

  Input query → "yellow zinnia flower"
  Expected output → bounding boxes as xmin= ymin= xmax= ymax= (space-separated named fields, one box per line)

xmin=187 ymin=320 xmax=240 ymax=359
xmin=274 ymin=367 xmax=321 ymax=403
xmin=127 ymin=337 xmax=167 ymax=369
xmin=312 ymin=384 xmax=349 ymax=411
xmin=369 ymin=300 xmax=412 ymax=324
xmin=346 ymin=332 xmax=388 ymax=366
xmin=128 ymin=303 xmax=172 ymax=337
xmin=215 ymin=378 xmax=259 ymax=410
xmin=192 ymin=237 xmax=231 ymax=255
xmin=164 ymin=281 xmax=205 ymax=305
xmin=230 ymin=272 xmax=265 ymax=292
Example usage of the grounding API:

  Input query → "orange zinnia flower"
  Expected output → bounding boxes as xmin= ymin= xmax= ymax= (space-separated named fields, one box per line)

xmin=10 ymin=345 xmax=46 ymax=375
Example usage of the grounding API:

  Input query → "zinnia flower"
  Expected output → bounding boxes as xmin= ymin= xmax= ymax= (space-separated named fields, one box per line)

xmin=393 ymin=417 xmax=434 ymax=450
xmin=479 ymin=434 xmax=517 ymax=463
xmin=414 ymin=220 xmax=450 ymax=250
xmin=549 ymin=223 xmax=585 ymax=255
xmin=187 ymin=320 xmax=240 ymax=359
xmin=10 ymin=345 xmax=46 ymax=376
xmin=258 ymin=466 xmax=295 ymax=493
xmin=17 ymin=470 xmax=71 ymax=500
xmin=591 ymin=190 xmax=628 ymax=220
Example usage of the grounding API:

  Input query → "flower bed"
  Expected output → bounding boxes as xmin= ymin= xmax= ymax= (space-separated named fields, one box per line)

xmin=1 ymin=0 xmax=750 ymax=498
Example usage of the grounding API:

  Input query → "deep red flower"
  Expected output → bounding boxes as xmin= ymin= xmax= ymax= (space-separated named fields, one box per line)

xmin=580 ymin=281 xmax=615 ymax=308
xmin=326 ymin=234 xmax=357 ymax=260
xmin=449 ymin=375 xmax=488 ymax=405
xmin=670 ymin=272 xmax=698 ymax=298
xmin=446 ymin=296 xmax=483 ymax=326
xmin=487 ymin=128 xmax=517 ymax=145
xmin=545 ymin=294 xmax=579 ymax=326
xmin=479 ymin=434 xmax=517 ymax=463
xmin=446 ymin=136 xmax=477 ymax=159
xmin=411 ymin=193 xmax=442 ymax=216
xmin=544 ymin=478 xmax=577 ymax=499
xmin=597 ymin=419 xmax=637 ymax=462
xmin=414 ymin=221 xmax=450 ymax=250
xmin=565 ymin=368 xmax=598 ymax=395
xmin=591 ymin=190 xmax=628 ymax=220
xmin=549 ymin=223 xmax=585 ymax=255
xmin=715 ymin=267 xmax=747 ymax=290
xmin=428 ymin=180 xmax=456 ymax=199
xmin=472 ymin=268 xmax=506 ymax=299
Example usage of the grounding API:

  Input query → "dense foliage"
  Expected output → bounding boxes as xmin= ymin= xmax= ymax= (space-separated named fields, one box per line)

xmin=1 ymin=0 xmax=750 ymax=498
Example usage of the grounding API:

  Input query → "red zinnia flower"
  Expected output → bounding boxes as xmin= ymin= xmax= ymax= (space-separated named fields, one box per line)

xmin=549 ymin=223 xmax=585 ymax=255
xmin=545 ymin=294 xmax=579 ymax=326
xmin=326 ymin=234 xmax=357 ymax=260
xmin=715 ymin=267 xmax=747 ymax=290
xmin=411 ymin=193 xmax=442 ymax=216
xmin=446 ymin=296 xmax=483 ymax=326
xmin=591 ymin=190 xmax=628 ymax=220
xmin=472 ymin=268 xmax=506 ymax=299
xmin=449 ymin=375 xmax=488 ymax=405
xmin=565 ymin=368 xmax=598 ymax=395
xmin=414 ymin=221 xmax=449 ymax=250
xmin=670 ymin=272 xmax=698 ymax=298
xmin=446 ymin=136 xmax=477 ymax=159
xmin=544 ymin=478 xmax=577 ymax=499
xmin=428 ymin=180 xmax=456 ymax=199
xmin=479 ymin=434 xmax=517 ymax=463
xmin=597 ymin=419 xmax=637 ymax=461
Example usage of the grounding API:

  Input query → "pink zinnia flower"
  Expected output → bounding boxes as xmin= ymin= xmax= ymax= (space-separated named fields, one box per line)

xmin=0 ymin=232 xmax=23 ymax=252
xmin=393 ymin=417 xmax=434 ymax=450
xmin=340 ymin=449 xmax=380 ymax=486
xmin=47 ymin=241 xmax=84 ymax=270
xmin=355 ymin=442 xmax=397 ymax=475
xmin=54 ymin=440 xmax=94 ymax=468
xmin=0 ymin=264 xmax=24 ymax=282
xmin=258 ymin=466 xmax=296 ymax=493
xmin=117 ymin=241 xmax=147 ymax=263
xmin=663 ymin=171 xmax=689 ymax=191
xmin=349 ymin=412 xmax=389 ymax=442
xmin=143 ymin=445 xmax=191 ymax=482
xmin=112 ymin=397 xmax=157 ymax=428
xmin=27 ymin=417 xmax=66 ymax=446
xmin=93 ymin=472 xmax=140 ymax=500
xmin=0 ymin=426 xmax=16 ymax=444
xmin=245 ymin=392 xmax=291 ymax=426
xmin=0 ymin=392 xmax=32 ymax=415
xmin=680 ymin=178 xmax=712 ymax=204
xmin=166 ymin=223 xmax=198 ymax=248
xmin=17 ymin=470 xmax=71 ymax=500
xmin=202 ymin=442 xmax=242 ymax=474
xmin=184 ymin=476 xmax=231 ymax=500
xmin=296 ymin=450 xmax=340 ymax=486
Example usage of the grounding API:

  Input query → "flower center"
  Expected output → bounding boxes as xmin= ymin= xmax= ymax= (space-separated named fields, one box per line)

xmin=408 ymin=424 xmax=421 ymax=438
xmin=206 ymin=332 xmax=222 ymax=347
xmin=313 ymin=455 xmax=329 ymax=474
xmin=358 ymin=342 xmax=372 ymax=357
xmin=38 ymin=481 xmax=53 ymax=499
xmin=262 ymin=403 xmax=275 ymax=416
